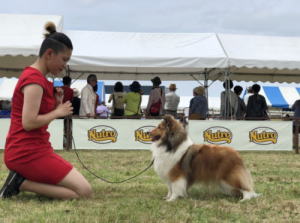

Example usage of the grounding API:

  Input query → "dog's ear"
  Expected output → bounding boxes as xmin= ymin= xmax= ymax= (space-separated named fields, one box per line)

xmin=178 ymin=114 xmax=188 ymax=129
xmin=163 ymin=115 xmax=174 ymax=129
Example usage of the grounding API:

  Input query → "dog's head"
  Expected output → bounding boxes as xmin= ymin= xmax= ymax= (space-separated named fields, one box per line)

xmin=150 ymin=115 xmax=187 ymax=152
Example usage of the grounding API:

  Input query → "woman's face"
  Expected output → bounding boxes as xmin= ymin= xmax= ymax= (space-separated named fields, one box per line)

xmin=46 ymin=48 xmax=72 ymax=75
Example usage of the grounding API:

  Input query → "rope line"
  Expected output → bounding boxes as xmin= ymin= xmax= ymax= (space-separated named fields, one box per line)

xmin=72 ymin=137 xmax=154 ymax=184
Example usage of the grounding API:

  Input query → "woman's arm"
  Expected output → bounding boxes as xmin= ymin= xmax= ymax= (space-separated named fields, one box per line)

xmin=22 ymin=84 xmax=73 ymax=131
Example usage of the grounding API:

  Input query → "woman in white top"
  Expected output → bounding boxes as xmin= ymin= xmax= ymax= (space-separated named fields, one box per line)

xmin=164 ymin=83 xmax=180 ymax=117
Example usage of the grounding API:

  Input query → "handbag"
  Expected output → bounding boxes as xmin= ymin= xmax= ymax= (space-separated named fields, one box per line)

xmin=150 ymin=88 xmax=162 ymax=116
xmin=150 ymin=100 xmax=161 ymax=115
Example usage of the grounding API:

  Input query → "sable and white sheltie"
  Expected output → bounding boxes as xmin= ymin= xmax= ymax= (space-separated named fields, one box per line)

xmin=150 ymin=115 xmax=260 ymax=202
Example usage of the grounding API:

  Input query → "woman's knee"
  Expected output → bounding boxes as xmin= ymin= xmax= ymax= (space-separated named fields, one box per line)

xmin=76 ymin=182 xmax=92 ymax=198
xmin=58 ymin=168 xmax=92 ymax=198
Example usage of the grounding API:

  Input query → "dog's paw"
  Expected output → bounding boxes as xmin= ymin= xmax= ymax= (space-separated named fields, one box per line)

xmin=166 ymin=196 xmax=178 ymax=202
xmin=240 ymin=192 xmax=261 ymax=202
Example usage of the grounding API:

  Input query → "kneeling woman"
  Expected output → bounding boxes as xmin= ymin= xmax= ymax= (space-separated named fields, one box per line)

xmin=0 ymin=22 xmax=92 ymax=199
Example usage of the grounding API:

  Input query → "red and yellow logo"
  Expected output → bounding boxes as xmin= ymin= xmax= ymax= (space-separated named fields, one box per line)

xmin=135 ymin=126 xmax=155 ymax=144
xmin=88 ymin=125 xmax=118 ymax=144
xmin=249 ymin=127 xmax=278 ymax=145
xmin=203 ymin=126 xmax=232 ymax=144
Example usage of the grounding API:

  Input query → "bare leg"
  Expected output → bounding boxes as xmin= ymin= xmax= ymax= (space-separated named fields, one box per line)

xmin=20 ymin=168 xmax=92 ymax=199
xmin=20 ymin=180 xmax=79 ymax=199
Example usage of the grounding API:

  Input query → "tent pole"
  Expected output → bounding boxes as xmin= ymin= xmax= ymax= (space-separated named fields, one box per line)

xmin=223 ymin=69 xmax=234 ymax=120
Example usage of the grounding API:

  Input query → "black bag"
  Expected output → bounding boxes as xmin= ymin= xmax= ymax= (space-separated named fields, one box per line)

xmin=113 ymin=108 xmax=124 ymax=116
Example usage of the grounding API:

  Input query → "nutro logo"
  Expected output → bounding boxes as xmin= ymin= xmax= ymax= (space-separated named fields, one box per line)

xmin=203 ymin=126 xmax=232 ymax=144
xmin=88 ymin=125 xmax=118 ymax=144
xmin=249 ymin=127 xmax=278 ymax=145
xmin=135 ymin=126 xmax=155 ymax=144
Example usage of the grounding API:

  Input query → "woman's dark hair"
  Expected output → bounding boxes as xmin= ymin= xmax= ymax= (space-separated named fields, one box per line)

xmin=129 ymin=81 xmax=141 ymax=93
xmin=151 ymin=76 xmax=161 ymax=87
xmin=39 ymin=22 xmax=73 ymax=57
xmin=62 ymin=76 xmax=72 ymax=85
xmin=114 ymin=82 xmax=124 ymax=92
xmin=223 ymin=80 xmax=233 ymax=89
xmin=234 ymin=85 xmax=243 ymax=95
xmin=252 ymin=84 xmax=261 ymax=93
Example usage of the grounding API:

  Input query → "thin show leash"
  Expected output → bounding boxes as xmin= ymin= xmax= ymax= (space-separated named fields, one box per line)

xmin=72 ymin=136 xmax=154 ymax=184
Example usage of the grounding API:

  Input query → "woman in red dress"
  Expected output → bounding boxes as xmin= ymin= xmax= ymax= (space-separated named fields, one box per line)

xmin=0 ymin=22 xmax=92 ymax=199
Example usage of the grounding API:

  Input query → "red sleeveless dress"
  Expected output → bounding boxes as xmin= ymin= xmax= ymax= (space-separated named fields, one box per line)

xmin=4 ymin=67 xmax=73 ymax=184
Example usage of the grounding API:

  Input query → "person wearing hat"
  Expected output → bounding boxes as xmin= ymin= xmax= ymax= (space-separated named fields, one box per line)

xmin=164 ymin=83 xmax=180 ymax=118
xmin=189 ymin=86 xmax=208 ymax=120
xmin=124 ymin=81 xmax=142 ymax=116
xmin=146 ymin=76 xmax=165 ymax=116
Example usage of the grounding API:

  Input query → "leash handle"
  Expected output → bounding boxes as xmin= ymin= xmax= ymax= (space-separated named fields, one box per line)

xmin=72 ymin=137 xmax=154 ymax=184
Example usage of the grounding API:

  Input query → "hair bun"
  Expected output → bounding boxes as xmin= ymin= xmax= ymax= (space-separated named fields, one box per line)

xmin=44 ymin=22 xmax=56 ymax=38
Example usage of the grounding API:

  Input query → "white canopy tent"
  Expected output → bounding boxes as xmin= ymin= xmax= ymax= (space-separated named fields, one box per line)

xmin=218 ymin=33 xmax=300 ymax=83
xmin=0 ymin=14 xmax=63 ymax=77
xmin=66 ymin=30 xmax=228 ymax=80
xmin=1 ymin=13 xmax=300 ymax=84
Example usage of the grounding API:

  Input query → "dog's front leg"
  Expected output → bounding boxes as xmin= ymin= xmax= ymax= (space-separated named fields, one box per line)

xmin=164 ymin=182 xmax=172 ymax=200
xmin=166 ymin=178 xmax=187 ymax=202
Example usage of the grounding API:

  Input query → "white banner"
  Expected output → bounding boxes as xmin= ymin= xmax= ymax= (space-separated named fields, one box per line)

xmin=72 ymin=119 xmax=292 ymax=151
xmin=0 ymin=119 xmax=10 ymax=149
xmin=189 ymin=120 xmax=292 ymax=150
xmin=0 ymin=119 xmax=64 ymax=150
xmin=73 ymin=119 xmax=160 ymax=150
xmin=2 ymin=118 xmax=292 ymax=151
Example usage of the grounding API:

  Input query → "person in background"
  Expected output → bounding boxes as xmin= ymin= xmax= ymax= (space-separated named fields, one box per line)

xmin=61 ymin=76 xmax=74 ymax=150
xmin=146 ymin=76 xmax=165 ymax=116
xmin=124 ymin=81 xmax=142 ymax=116
xmin=244 ymin=86 xmax=253 ymax=106
xmin=164 ymin=83 xmax=180 ymax=118
xmin=61 ymin=76 xmax=73 ymax=103
xmin=93 ymin=84 xmax=99 ymax=116
xmin=291 ymin=99 xmax=300 ymax=149
xmin=220 ymin=80 xmax=238 ymax=119
xmin=245 ymin=84 xmax=268 ymax=120
xmin=0 ymin=22 xmax=91 ymax=199
xmin=79 ymin=74 xmax=97 ymax=118
xmin=108 ymin=82 xmax=125 ymax=116
xmin=96 ymin=101 xmax=110 ymax=118
xmin=0 ymin=100 xmax=11 ymax=117
xmin=189 ymin=86 xmax=208 ymax=120
xmin=71 ymin=88 xmax=80 ymax=116
xmin=234 ymin=85 xmax=246 ymax=120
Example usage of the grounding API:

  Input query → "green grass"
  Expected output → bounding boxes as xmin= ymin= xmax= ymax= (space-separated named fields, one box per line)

xmin=1 ymin=150 xmax=300 ymax=223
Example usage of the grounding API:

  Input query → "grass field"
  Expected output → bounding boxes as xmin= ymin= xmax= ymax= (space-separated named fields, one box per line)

xmin=0 ymin=150 xmax=300 ymax=223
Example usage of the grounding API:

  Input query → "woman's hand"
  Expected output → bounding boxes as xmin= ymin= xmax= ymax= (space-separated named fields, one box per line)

xmin=54 ymin=101 xmax=73 ymax=118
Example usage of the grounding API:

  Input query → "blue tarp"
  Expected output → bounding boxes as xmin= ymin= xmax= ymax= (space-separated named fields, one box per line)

xmin=263 ymin=86 xmax=288 ymax=108
xmin=261 ymin=86 xmax=300 ymax=108
xmin=53 ymin=80 xmax=104 ymax=103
